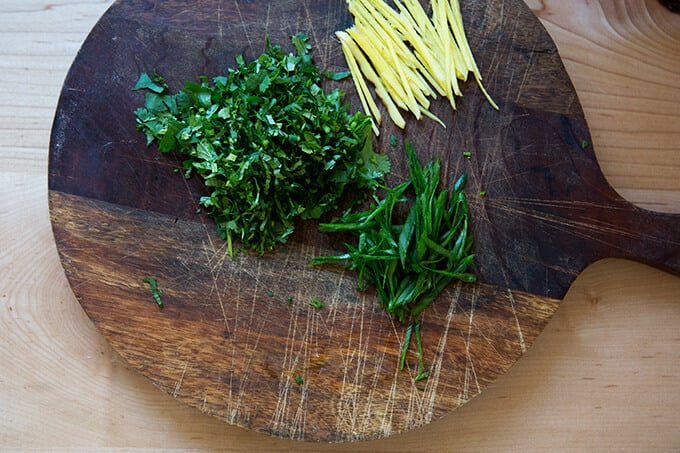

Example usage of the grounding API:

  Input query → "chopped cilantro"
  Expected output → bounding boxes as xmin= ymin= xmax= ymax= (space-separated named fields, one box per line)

xmin=133 ymin=33 xmax=389 ymax=256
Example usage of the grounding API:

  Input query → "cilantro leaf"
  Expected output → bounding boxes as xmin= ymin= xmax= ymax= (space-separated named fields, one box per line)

xmin=132 ymin=72 xmax=167 ymax=94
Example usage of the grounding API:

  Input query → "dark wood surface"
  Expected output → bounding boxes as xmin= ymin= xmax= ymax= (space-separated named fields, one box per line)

xmin=47 ymin=0 xmax=679 ymax=442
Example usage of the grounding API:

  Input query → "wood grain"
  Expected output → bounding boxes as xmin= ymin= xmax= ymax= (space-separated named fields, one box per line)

xmin=1 ymin=0 xmax=679 ymax=450
xmin=49 ymin=189 xmax=562 ymax=440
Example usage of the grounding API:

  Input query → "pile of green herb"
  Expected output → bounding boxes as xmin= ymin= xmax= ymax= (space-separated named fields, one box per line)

xmin=133 ymin=33 xmax=389 ymax=255
xmin=311 ymin=142 xmax=475 ymax=380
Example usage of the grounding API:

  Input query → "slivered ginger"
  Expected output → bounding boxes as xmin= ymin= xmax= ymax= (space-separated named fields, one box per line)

xmin=337 ymin=0 xmax=498 ymax=134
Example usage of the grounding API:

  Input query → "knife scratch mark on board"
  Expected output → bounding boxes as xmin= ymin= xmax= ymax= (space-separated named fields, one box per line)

xmin=405 ymin=367 xmax=419 ymax=427
xmin=270 ymin=297 xmax=306 ymax=437
xmin=421 ymin=285 xmax=463 ymax=421
xmin=493 ymin=198 xmax=678 ymax=252
xmin=233 ymin=0 xmax=251 ymax=50
xmin=291 ymin=308 xmax=320 ymax=439
xmin=360 ymin=347 xmax=386 ymax=437
xmin=201 ymin=237 xmax=231 ymax=332
xmin=350 ymin=327 xmax=369 ymax=436
xmin=335 ymin=292 xmax=381 ymax=440
xmin=515 ymin=22 xmax=538 ymax=103
xmin=229 ymin=256 xmax=243 ymax=339
xmin=496 ymin=198 xmax=635 ymax=212
xmin=323 ymin=268 xmax=347 ymax=341
xmin=462 ymin=286 xmax=481 ymax=401
xmin=284 ymin=300 xmax=321 ymax=440
xmin=502 ymin=8 xmax=525 ymax=108
xmin=507 ymin=289 xmax=527 ymax=352
xmin=381 ymin=360 xmax=401 ymax=438
xmin=247 ymin=259 xmax=264 ymax=332
xmin=264 ymin=2 xmax=271 ymax=41
xmin=230 ymin=345 xmax=255 ymax=426
xmin=300 ymin=2 xmax=315 ymax=52
xmin=217 ymin=0 xmax=223 ymax=40
xmin=173 ymin=360 xmax=190 ymax=398
xmin=336 ymin=303 xmax=363 ymax=435
xmin=346 ymin=344 xmax=385 ymax=440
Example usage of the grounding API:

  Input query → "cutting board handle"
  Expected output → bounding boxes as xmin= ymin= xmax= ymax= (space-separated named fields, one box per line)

xmin=610 ymin=204 xmax=679 ymax=275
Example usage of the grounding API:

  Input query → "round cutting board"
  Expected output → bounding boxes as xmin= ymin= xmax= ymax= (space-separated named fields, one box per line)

xmin=48 ymin=0 xmax=679 ymax=442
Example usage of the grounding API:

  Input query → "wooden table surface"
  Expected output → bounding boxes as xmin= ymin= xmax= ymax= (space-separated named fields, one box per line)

xmin=1 ymin=0 xmax=678 ymax=450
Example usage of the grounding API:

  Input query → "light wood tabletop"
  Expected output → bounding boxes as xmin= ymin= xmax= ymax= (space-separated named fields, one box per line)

xmin=1 ymin=0 xmax=678 ymax=451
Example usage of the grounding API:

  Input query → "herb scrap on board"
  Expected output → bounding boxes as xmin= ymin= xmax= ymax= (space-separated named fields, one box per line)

xmin=142 ymin=277 xmax=164 ymax=310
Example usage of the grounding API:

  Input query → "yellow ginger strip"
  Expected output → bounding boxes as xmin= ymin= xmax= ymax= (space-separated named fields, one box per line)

xmin=419 ymin=105 xmax=446 ymax=128
xmin=446 ymin=0 xmax=477 ymax=79
xmin=446 ymin=0 xmax=498 ymax=109
xmin=393 ymin=4 xmax=448 ymax=92
xmin=350 ymin=0 xmax=432 ymax=115
xmin=337 ymin=30 xmax=406 ymax=129
xmin=346 ymin=27 xmax=408 ymax=108
xmin=339 ymin=0 xmax=498 ymax=132
xmin=336 ymin=31 xmax=381 ymax=135
xmin=432 ymin=0 xmax=456 ymax=109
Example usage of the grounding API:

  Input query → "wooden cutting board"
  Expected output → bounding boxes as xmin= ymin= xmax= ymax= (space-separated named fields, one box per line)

xmin=48 ymin=0 xmax=680 ymax=442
